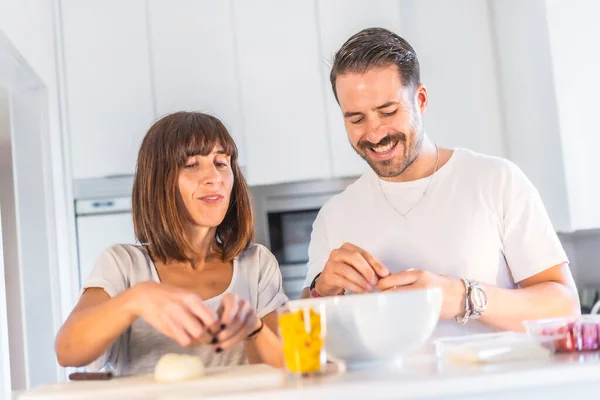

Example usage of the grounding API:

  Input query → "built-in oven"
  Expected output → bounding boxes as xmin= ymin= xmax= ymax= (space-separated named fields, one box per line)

xmin=250 ymin=177 xmax=357 ymax=299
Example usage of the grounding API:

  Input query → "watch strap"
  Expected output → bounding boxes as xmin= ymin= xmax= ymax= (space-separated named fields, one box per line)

xmin=309 ymin=272 xmax=345 ymax=298
xmin=455 ymin=278 xmax=472 ymax=325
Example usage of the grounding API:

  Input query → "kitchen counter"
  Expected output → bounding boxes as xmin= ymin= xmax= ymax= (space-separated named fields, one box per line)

xmin=11 ymin=352 xmax=600 ymax=400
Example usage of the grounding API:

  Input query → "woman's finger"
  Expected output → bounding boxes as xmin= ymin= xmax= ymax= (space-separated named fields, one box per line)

xmin=181 ymin=293 xmax=218 ymax=328
xmin=217 ymin=308 xmax=257 ymax=351
xmin=216 ymin=300 xmax=247 ymax=344
xmin=161 ymin=312 xmax=193 ymax=347
xmin=218 ymin=294 xmax=240 ymax=330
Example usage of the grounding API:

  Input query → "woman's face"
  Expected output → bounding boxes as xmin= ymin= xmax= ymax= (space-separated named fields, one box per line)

xmin=177 ymin=144 xmax=234 ymax=229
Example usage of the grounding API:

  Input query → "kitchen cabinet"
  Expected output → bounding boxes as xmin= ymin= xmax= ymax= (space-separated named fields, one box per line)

xmin=61 ymin=0 xmax=155 ymax=179
xmin=398 ymin=0 xmax=506 ymax=158
xmin=232 ymin=0 xmax=331 ymax=186
xmin=147 ymin=0 xmax=247 ymax=165
xmin=315 ymin=0 xmax=402 ymax=178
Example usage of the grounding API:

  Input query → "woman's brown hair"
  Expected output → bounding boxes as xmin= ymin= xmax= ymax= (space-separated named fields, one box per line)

xmin=132 ymin=111 xmax=254 ymax=263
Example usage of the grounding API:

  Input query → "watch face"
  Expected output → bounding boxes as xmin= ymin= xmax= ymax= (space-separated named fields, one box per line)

xmin=471 ymin=286 xmax=488 ymax=311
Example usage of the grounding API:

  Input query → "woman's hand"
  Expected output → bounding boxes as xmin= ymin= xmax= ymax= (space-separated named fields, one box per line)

xmin=130 ymin=282 xmax=219 ymax=347
xmin=212 ymin=293 xmax=262 ymax=352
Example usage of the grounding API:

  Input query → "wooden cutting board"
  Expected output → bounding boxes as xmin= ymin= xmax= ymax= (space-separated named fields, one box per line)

xmin=19 ymin=364 xmax=284 ymax=400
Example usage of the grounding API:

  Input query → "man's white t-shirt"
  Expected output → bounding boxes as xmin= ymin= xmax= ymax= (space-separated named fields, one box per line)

xmin=304 ymin=148 xmax=569 ymax=343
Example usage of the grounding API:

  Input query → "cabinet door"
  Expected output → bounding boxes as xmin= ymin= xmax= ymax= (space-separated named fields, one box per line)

xmin=61 ymin=0 xmax=155 ymax=179
xmin=147 ymin=0 xmax=246 ymax=165
xmin=316 ymin=0 xmax=402 ymax=178
xmin=398 ymin=0 xmax=506 ymax=158
xmin=233 ymin=0 xmax=331 ymax=185
xmin=76 ymin=212 xmax=136 ymax=287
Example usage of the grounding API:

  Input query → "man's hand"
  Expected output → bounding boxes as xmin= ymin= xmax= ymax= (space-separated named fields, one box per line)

xmin=376 ymin=269 xmax=466 ymax=319
xmin=315 ymin=242 xmax=390 ymax=296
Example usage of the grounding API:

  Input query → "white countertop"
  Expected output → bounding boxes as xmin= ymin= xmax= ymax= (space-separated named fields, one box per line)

xmin=11 ymin=352 xmax=600 ymax=400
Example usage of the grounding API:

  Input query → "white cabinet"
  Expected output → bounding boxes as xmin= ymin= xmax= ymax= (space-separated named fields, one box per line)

xmin=147 ymin=0 xmax=246 ymax=165
xmin=61 ymin=0 xmax=155 ymax=179
xmin=232 ymin=0 xmax=331 ymax=186
xmin=316 ymin=0 xmax=402 ymax=178
xmin=398 ymin=0 xmax=506 ymax=158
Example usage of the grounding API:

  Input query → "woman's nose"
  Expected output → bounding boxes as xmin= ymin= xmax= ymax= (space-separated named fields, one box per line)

xmin=201 ymin=166 xmax=222 ymax=186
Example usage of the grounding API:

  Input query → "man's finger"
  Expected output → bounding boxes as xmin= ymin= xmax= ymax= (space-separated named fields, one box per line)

xmin=345 ymin=252 xmax=378 ymax=285
xmin=361 ymin=250 xmax=390 ymax=278
xmin=337 ymin=263 xmax=373 ymax=292
xmin=327 ymin=273 xmax=367 ymax=294
xmin=375 ymin=270 xmax=420 ymax=291
xmin=343 ymin=243 xmax=390 ymax=278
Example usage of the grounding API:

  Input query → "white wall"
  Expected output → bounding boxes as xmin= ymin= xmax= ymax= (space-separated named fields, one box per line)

xmin=0 ymin=0 xmax=74 ymax=387
xmin=0 ymin=0 xmax=78 ymax=322
xmin=0 ymin=87 xmax=13 ymax=394
xmin=400 ymin=0 xmax=506 ymax=159
xmin=545 ymin=0 xmax=600 ymax=231
xmin=490 ymin=0 xmax=571 ymax=232
xmin=0 ymin=78 xmax=26 ymax=393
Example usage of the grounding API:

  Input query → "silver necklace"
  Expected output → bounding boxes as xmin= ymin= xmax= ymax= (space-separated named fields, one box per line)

xmin=377 ymin=144 xmax=439 ymax=218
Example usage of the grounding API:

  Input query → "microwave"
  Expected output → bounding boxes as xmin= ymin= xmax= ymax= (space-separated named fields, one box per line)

xmin=250 ymin=177 xmax=356 ymax=299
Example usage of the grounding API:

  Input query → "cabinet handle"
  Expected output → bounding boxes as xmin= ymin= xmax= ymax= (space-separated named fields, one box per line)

xmin=91 ymin=201 xmax=115 ymax=209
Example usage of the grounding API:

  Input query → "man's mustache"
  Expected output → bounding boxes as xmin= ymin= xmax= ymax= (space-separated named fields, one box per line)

xmin=357 ymin=133 xmax=406 ymax=151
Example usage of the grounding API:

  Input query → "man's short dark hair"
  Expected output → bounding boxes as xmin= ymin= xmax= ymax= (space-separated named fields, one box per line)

xmin=330 ymin=27 xmax=421 ymax=102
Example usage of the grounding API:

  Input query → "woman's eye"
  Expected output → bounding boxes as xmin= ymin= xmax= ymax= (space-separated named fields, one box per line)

xmin=185 ymin=163 xmax=198 ymax=169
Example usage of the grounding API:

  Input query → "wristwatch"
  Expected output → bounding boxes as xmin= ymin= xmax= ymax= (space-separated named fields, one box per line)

xmin=468 ymin=280 xmax=488 ymax=319
xmin=455 ymin=279 xmax=488 ymax=324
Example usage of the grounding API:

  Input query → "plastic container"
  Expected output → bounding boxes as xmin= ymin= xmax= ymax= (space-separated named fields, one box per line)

xmin=522 ymin=314 xmax=600 ymax=353
xmin=277 ymin=303 xmax=326 ymax=376
xmin=434 ymin=332 xmax=556 ymax=365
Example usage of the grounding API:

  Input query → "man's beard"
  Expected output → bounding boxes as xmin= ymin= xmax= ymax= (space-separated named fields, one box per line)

xmin=353 ymin=129 xmax=424 ymax=178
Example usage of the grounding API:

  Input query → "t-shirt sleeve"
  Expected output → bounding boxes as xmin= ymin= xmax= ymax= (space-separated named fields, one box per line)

xmin=81 ymin=245 xmax=131 ymax=297
xmin=304 ymin=207 xmax=331 ymax=289
xmin=80 ymin=245 xmax=131 ymax=372
xmin=502 ymin=163 xmax=569 ymax=283
xmin=256 ymin=247 xmax=289 ymax=318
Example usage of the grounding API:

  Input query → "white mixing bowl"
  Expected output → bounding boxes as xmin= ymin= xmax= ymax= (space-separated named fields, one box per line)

xmin=284 ymin=288 xmax=442 ymax=368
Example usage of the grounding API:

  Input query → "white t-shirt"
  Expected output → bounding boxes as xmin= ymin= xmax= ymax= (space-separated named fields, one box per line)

xmin=304 ymin=148 xmax=568 ymax=343
xmin=83 ymin=243 xmax=288 ymax=375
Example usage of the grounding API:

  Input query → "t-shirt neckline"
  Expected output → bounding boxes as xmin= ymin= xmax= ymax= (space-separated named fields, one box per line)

xmin=139 ymin=245 xmax=239 ymax=304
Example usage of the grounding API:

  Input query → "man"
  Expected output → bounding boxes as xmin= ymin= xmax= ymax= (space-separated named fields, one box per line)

xmin=301 ymin=28 xmax=579 ymax=339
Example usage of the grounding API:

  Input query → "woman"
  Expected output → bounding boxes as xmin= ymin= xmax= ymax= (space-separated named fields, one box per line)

xmin=55 ymin=112 xmax=287 ymax=374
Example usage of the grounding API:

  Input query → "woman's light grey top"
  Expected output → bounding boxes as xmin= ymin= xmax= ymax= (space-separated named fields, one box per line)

xmin=82 ymin=243 xmax=288 ymax=375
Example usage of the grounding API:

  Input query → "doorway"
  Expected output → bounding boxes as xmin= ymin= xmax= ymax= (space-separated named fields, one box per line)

xmin=0 ymin=30 xmax=63 ymax=390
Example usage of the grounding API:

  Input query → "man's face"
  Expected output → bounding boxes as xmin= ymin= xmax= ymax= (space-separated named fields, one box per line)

xmin=335 ymin=65 xmax=428 ymax=179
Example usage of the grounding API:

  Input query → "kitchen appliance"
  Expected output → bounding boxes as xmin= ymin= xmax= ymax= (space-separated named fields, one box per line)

xmin=250 ymin=177 xmax=356 ymax=299
xmin=73 ymin=176 xmax=136 ymax=288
